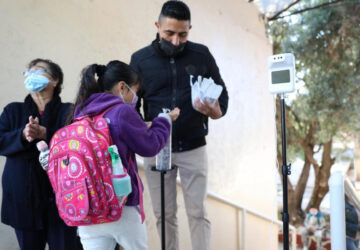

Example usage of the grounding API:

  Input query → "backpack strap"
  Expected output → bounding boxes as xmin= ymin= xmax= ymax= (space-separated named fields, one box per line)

xmin=99 ymin=104 xmax=121 ymax=118
xmin=129 ymin=156 xmax=145 ymax=223
xmin=75 ymin=104 xmax=121 ymax=145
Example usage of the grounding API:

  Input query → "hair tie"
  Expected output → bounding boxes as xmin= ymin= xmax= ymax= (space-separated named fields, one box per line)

xmin=95 ymin=64 xmax=106 ymax=78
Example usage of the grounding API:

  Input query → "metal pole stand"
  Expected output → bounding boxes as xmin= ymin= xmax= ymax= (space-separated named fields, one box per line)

xmin=151 ymin=166 xmax=175 ymax=250
xmin=280 ymin=94 xmax=291 ymax=250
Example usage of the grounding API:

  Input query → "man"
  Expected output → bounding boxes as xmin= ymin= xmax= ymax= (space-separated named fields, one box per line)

xmin=130 ymin=1 xmax=228 ymax=249
xmin=301 ymin=208 xmax=326 ymax=250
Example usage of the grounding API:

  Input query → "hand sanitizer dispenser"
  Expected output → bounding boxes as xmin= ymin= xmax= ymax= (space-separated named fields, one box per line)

xmin=156 ymin=109 xmax=172 ymax=171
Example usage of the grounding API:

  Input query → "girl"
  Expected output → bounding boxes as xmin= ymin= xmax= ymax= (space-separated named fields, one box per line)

xmin=68 ymin=60 xmax=179 ymax=250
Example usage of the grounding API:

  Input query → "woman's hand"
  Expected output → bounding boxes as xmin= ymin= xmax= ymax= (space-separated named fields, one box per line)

xmin=168 ymin=107 xmax=180 ymax=121
xmin=22 ymin=116 xmax=47 ymax=142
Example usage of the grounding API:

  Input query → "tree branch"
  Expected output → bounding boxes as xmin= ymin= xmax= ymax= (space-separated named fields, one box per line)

xmin=321 ymin=140 xmax=334 ymax=168
xmin=287 ymin=106 xmax=304 ymax=132
xmin=283 ymin=105 xmax=320 ymax=168
xmin=267 ymin=0 xmax=303 ymax=21
xmin=285 ymin=110 xmax=305 ymax=144
xmin=304 ymin=145 xmax=320 ymax=168
xmin=268 ymin=0 xmax=346 ymax=21
xmin=314 ymin=144 xmax=323 ymax=153
xmin=294 ymin=157 xmax=311 ymax=211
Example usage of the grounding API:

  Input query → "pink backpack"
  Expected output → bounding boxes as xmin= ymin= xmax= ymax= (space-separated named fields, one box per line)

xmin=47 ymin=106 xmax=144 ymax=226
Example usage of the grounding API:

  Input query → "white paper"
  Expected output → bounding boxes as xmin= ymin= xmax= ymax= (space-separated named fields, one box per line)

xmin=190 ymin=75 xmax=223 ymax=108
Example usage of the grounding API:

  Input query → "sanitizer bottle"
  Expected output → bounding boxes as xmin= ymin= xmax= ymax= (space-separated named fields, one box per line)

xmin=156 ymin=109 xmax=172 ymax=171
xmin=108 ymin=145 xmax=132 ymax=199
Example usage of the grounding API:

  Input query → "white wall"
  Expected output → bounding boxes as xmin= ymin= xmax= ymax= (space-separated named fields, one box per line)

xmin=0 ymin=0 xmax=277 ymax=249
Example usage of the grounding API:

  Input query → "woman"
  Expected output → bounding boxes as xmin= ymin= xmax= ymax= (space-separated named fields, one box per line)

xmin=69 ymin=60 xmax=179 ymax=250
xmin=0 ymin=59 xmax=82 ymax=250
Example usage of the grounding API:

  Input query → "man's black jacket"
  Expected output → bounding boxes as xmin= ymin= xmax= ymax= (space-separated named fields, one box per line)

xmin=130 ymin=39 xmax=229 ymax=152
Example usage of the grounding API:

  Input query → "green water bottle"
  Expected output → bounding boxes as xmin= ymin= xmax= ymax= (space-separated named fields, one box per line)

xmin=108 ymin=145 xmax=132 ymax=198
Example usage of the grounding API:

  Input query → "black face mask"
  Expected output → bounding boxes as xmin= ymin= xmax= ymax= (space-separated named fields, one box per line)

xmin=159 ymin=39 xmax=186 ymax=57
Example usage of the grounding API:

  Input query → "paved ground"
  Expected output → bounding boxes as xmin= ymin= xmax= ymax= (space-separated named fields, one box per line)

xmin=0 ymin=223 xmax=18 ymax=250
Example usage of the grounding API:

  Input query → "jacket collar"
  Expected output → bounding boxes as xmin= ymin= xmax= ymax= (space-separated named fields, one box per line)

xmin=24 ymin=94 xmax=62 ymax=127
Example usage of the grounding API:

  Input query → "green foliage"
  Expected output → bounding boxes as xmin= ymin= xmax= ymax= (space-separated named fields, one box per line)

xmin=269 ymin=0 xmax=360 ymax=158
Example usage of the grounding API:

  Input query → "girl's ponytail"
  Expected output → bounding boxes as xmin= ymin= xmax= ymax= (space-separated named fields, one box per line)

xmin=66 ymin=64 xmax=106 ymax=124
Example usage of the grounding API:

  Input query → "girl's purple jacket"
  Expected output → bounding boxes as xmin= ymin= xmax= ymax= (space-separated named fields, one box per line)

xmin=74 ymin=93 xmax=170 ymax=206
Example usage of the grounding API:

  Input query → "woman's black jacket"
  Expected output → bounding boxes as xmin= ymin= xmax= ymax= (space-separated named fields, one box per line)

xmin=0 ymin=95 xmax=71 ymax=230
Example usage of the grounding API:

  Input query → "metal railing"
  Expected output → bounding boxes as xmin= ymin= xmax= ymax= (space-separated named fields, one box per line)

xmin=207 ymin=191 xmax=297 ymax=250
xmin=137 ymin=157 xmax=297 ymax=250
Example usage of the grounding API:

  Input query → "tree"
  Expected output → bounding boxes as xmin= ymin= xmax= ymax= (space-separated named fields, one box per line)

xmin=268 ymin=0 xmax=360 ymax=225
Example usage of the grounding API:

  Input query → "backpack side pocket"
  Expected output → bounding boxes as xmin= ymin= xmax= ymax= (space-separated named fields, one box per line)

xmin=58 ymin=177 xmax=89 ymax=222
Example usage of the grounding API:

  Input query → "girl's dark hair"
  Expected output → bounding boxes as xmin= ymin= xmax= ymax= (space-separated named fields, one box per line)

xmin=159 ymin=1 xmax=191 ymax=22
xmin=28 ymin=58 xmax=64 ymax=96
xmin=66 ymin=60 xmax=141 ymax=124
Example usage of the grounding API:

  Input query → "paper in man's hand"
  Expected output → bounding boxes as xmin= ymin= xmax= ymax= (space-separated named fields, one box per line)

xmin=190 ymin=75 xmax=223 ymax=108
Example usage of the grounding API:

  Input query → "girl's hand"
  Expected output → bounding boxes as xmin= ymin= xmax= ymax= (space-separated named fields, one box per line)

xmin=145 ymin=121 xmax=152 ymax=128
xmin=168 ymin=107 xmax=180 ymax=121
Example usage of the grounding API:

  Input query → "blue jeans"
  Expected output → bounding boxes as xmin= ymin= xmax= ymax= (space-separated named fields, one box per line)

xmin=346 ymin=237 xmax=359 ymax=250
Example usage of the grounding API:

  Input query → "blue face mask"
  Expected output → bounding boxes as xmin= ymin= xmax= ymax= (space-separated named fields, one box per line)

xmin=24 ymin=74 xmax=50 ymax=92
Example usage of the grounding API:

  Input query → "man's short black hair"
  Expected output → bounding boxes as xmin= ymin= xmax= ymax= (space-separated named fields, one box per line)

xmin=159 ymin=1 xmax=191 ymax=22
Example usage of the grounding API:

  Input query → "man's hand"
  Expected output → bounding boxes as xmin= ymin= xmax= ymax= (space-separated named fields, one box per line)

xmin=194 ymin=98 xmax=222 ymax=119
xmin=22 ymin=116 xmax=47 ymax=142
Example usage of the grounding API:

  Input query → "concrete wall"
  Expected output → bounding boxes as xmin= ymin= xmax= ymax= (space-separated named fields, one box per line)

xmin=0 ymin=0 xmax=277 ymax=249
